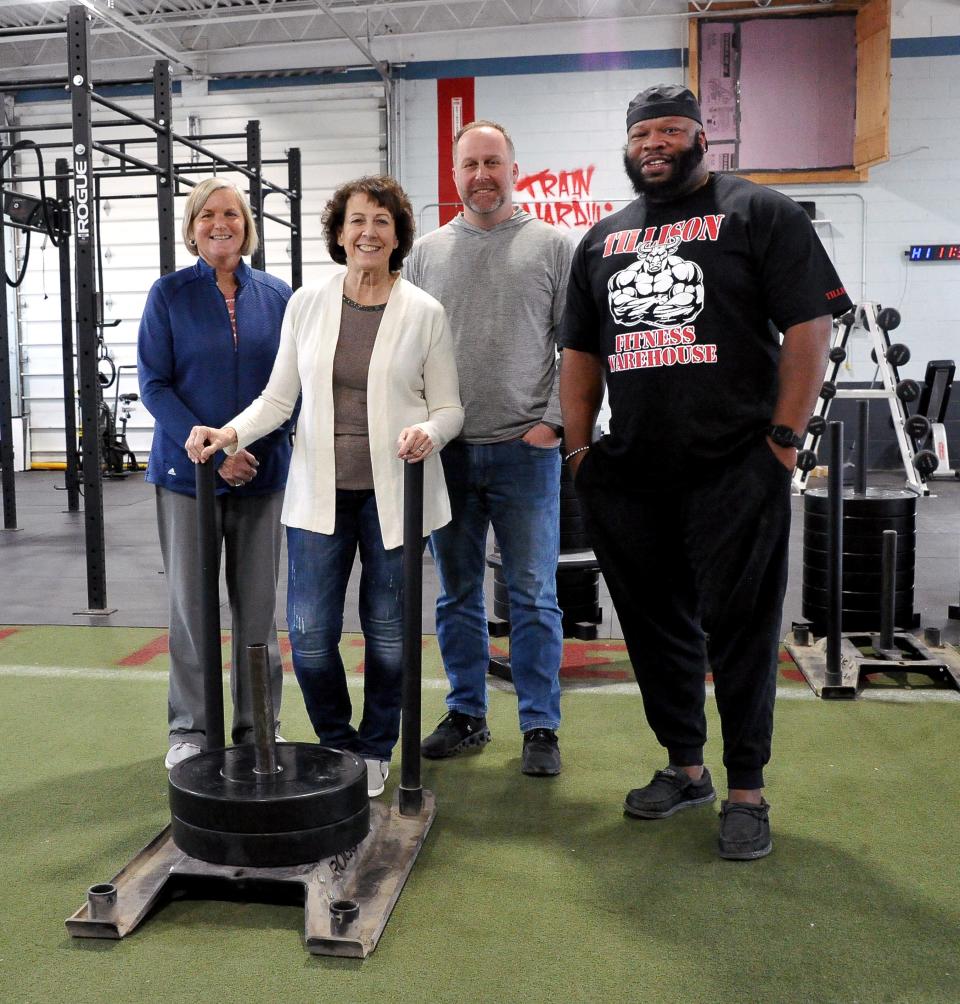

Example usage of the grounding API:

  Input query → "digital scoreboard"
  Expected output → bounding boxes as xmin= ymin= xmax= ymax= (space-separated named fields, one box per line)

xmin=905 ymin=244 xmax=960 ymax=261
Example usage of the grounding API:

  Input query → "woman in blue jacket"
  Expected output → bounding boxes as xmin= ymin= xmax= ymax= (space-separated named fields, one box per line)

xmin=138 ymin=178 xmax=293 ymax=769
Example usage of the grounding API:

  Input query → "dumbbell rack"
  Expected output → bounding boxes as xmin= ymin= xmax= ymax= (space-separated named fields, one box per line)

xmin=793 ymin=302 xmax=928 ymax=496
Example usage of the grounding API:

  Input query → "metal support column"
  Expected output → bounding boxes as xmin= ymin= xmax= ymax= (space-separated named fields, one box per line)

xmin=399 ymin=460 xmax=424 ymax=817
xmin=0 ymin=177 xmax=16 ymax=529
xmin=69 ymin=6 xmax=111 ymax=613
xmin=153 ymin=60 xmax=176 ymax=276
xmin=287 ymin=147 xmax=302 ymax=291
xmin=56 ymin=157 xmax=80 ymax=511
xmin=245 ymin=120 xmax=264 ymax=271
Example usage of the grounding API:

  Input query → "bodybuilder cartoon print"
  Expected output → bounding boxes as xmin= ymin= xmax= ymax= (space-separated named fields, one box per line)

xmin=608 ymin=235 xmax=705 ymax=328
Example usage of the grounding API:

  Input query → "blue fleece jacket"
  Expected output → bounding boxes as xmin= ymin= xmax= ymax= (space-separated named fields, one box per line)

xmin=137 ymin=258 xmax=293 ymax=497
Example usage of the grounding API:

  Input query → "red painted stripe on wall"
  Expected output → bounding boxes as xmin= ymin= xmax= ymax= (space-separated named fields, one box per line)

xmin=437 ymin=78 xmax=475 ymax=226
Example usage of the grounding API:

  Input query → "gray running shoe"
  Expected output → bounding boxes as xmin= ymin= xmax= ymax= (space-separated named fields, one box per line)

xmin=624 ymin=765 xmax=716 ymax=819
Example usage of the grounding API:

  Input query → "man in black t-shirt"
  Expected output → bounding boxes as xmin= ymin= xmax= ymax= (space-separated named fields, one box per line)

xmin=558 ymin=84 xmax=852 ymax=860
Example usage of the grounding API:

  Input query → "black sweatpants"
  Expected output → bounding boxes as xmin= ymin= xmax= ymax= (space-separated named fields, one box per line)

xmin=575 ymin=436 xmax=792 ymax=790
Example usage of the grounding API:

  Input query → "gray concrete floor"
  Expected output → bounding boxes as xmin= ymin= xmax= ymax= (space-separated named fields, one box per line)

xmin=1 ymin=468 xmax=958 ymax=644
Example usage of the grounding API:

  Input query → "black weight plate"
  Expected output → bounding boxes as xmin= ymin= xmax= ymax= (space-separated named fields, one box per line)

xmin=802 ymin=585 xmax=913 ymax=612
xmin=169 ymin=744 xmax=367 ymax=834
xmin=803 ymin=488 xmax=917 ymax=518
xmin=557 ymin=582 xmax=601 ymax=606
xmin=804 ymin=529 xmax=915 ymax=555
xmin=554 ymin=499 xmax=586 ymax=522
xmin=802 ymin=607 xmax=916 ymax=634
xmin=559 ymin=532 xmax=592 ymax=551
xmin=801 ymin=565 xmax=914 ymax=592
xmin=803 ymin=512 xmax=915 ymax=535
xmin=801 ymin=547 xmax=916 ymax=573
xmin=557 ymin=568 xmax=600 ymax=587
xmin=560 ymin=514 xmax=588 ymax=532
xmin=493 ymin=599 xmax=510 ymax=621
xmin=171 ymin=803 xmax=370 ymax=868
xmin=560 ymin=605 xmax=601 ymax=623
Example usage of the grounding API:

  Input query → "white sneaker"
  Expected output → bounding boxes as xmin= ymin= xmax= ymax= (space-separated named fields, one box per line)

xmin=164 ymin=741 xmax=201 ymax=769
xmin=365 ymin=759 xmax=389 ymax=797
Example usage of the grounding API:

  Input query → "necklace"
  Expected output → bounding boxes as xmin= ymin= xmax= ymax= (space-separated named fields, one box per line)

xmin=343 ymin=294 xmax=386 ymax=312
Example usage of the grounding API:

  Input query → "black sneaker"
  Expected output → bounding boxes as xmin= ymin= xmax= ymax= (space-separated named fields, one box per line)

xmin=624 ymin=765 xmax=716 ymax=819
xmin=718 ymin=799 xmax=772 ymax=860
xmin=421 ymin=710 xmax=491 ymax=759
xmin=521 ymin=728 xmax=561 ymax=776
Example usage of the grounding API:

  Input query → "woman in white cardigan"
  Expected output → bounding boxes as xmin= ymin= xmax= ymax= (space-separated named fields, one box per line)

xmin=186 ymin=176 xmax=463 ymax=797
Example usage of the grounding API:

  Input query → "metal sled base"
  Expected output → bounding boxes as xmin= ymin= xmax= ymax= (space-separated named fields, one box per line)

xmin=784 ymin=630 xmax=960 ymax=699
xmin=65 ymin=789 xmax=436 ymax=958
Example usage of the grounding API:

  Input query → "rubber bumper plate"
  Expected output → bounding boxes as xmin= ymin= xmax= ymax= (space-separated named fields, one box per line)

xmin=169 ymin=744 xmax=369 ymax=867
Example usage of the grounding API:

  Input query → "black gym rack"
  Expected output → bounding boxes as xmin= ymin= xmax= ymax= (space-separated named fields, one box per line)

xmin=0 ymin=6 xmax=303 ymax=614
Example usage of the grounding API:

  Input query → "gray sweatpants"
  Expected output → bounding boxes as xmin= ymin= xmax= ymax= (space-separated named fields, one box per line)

xmin=156 ymin=486 xmax=285 ymax=747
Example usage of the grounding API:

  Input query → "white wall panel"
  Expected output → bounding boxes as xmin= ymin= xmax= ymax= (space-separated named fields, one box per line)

xmin=9 ymin=82 xmax=383 ymax=463
xmin=401 ymin=31 xmax=960 ymax=382
xmin=7 ymin=15 xmax=960 ymax=468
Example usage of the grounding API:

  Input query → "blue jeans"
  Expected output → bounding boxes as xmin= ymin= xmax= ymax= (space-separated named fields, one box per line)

xmin=286 ymin=490 xmax=403 ymax=760
xmin=431 ymin=438 xmax=562 ymax=732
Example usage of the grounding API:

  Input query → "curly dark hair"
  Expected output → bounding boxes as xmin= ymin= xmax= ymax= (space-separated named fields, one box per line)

xmin=321 ymin=175 xmax=415 ymax=272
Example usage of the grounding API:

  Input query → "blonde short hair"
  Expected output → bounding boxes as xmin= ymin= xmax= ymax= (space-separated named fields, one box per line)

xmin=182 ymin=178 xmax=259 ymax=258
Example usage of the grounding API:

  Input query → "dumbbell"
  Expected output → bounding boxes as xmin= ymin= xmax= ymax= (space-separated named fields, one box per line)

xmin=819 ymin=381 xmax=837 ymax=401
xmin=904 ymin=414 xmax=931 ymax=441
xmin=828 ymin=347 xmax=846 ymax=364
xmin=896 ymin=379 xmax=920 ymax=403
xmin=876 ymin=306 xmax=901 ymax=331
xmin=914 ymin=450 xmax=939 ymax=478
xmin=807 ymin=415 xmax=827 ymax=437
xmin=870 ymin=344 xmax=911 ymax=367
xmin=796 ymin=450 xmax=819 ymax=473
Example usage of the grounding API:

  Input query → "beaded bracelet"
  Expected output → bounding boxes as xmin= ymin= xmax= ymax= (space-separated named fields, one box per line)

xmin=563 ymin=445 xmax=591 ymax=463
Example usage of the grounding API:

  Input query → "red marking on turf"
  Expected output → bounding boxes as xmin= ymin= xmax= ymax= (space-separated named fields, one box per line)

xmin=0 ymin=628 xmax=19 ymax=642
xmin=778 ymin=649 xmax=804 ymax=682
xmin=559 ymin=640 xmax=632 ymax=680
xmin=117 ymin=634 xmax=169 ymax=666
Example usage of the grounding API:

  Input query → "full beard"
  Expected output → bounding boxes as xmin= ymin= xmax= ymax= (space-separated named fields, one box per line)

xmin=623 ymin=141 xmax=705 ymax=202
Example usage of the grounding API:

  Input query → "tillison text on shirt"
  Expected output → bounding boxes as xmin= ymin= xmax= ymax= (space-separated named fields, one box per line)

xmin=602 ymin=215 xmax=726 ymax=257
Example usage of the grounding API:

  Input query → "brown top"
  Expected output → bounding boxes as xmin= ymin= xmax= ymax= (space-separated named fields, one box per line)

xmin=332 ymin=295 xmax=386 ymax=489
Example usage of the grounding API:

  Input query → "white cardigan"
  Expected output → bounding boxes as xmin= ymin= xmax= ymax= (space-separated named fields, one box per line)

xmin=228 ymin=273 xmax=464 ymax=549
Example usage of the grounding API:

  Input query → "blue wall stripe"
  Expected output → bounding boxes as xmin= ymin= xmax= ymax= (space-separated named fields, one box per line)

xmin=892 ymin=36 xmax=960 ymax=58
xmin=394 ymin=48 xmax=682 ymax=79
xmin=10 ymin=36 xmax=960 ymax=103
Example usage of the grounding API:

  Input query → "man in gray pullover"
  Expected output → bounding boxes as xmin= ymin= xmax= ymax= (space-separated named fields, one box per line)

xmin=405 ymin=119 xmax=572 ymax=776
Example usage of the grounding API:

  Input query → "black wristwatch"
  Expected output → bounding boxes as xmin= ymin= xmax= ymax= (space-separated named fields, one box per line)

xmin=766 ymin=424 xmax=804 ymax=449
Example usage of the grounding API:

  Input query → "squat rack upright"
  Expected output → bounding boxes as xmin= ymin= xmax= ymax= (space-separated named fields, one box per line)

xmin=0 ymin=5 xmax=303 ymax=614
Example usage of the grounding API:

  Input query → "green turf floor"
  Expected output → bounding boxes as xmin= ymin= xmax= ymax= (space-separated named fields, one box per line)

xmin=1 ymin=627 xmax=958 ymax=1003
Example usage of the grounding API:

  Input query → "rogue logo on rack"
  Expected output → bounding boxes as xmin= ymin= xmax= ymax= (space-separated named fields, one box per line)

xmin=73 ymin=158 xmax=90 ymax=244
